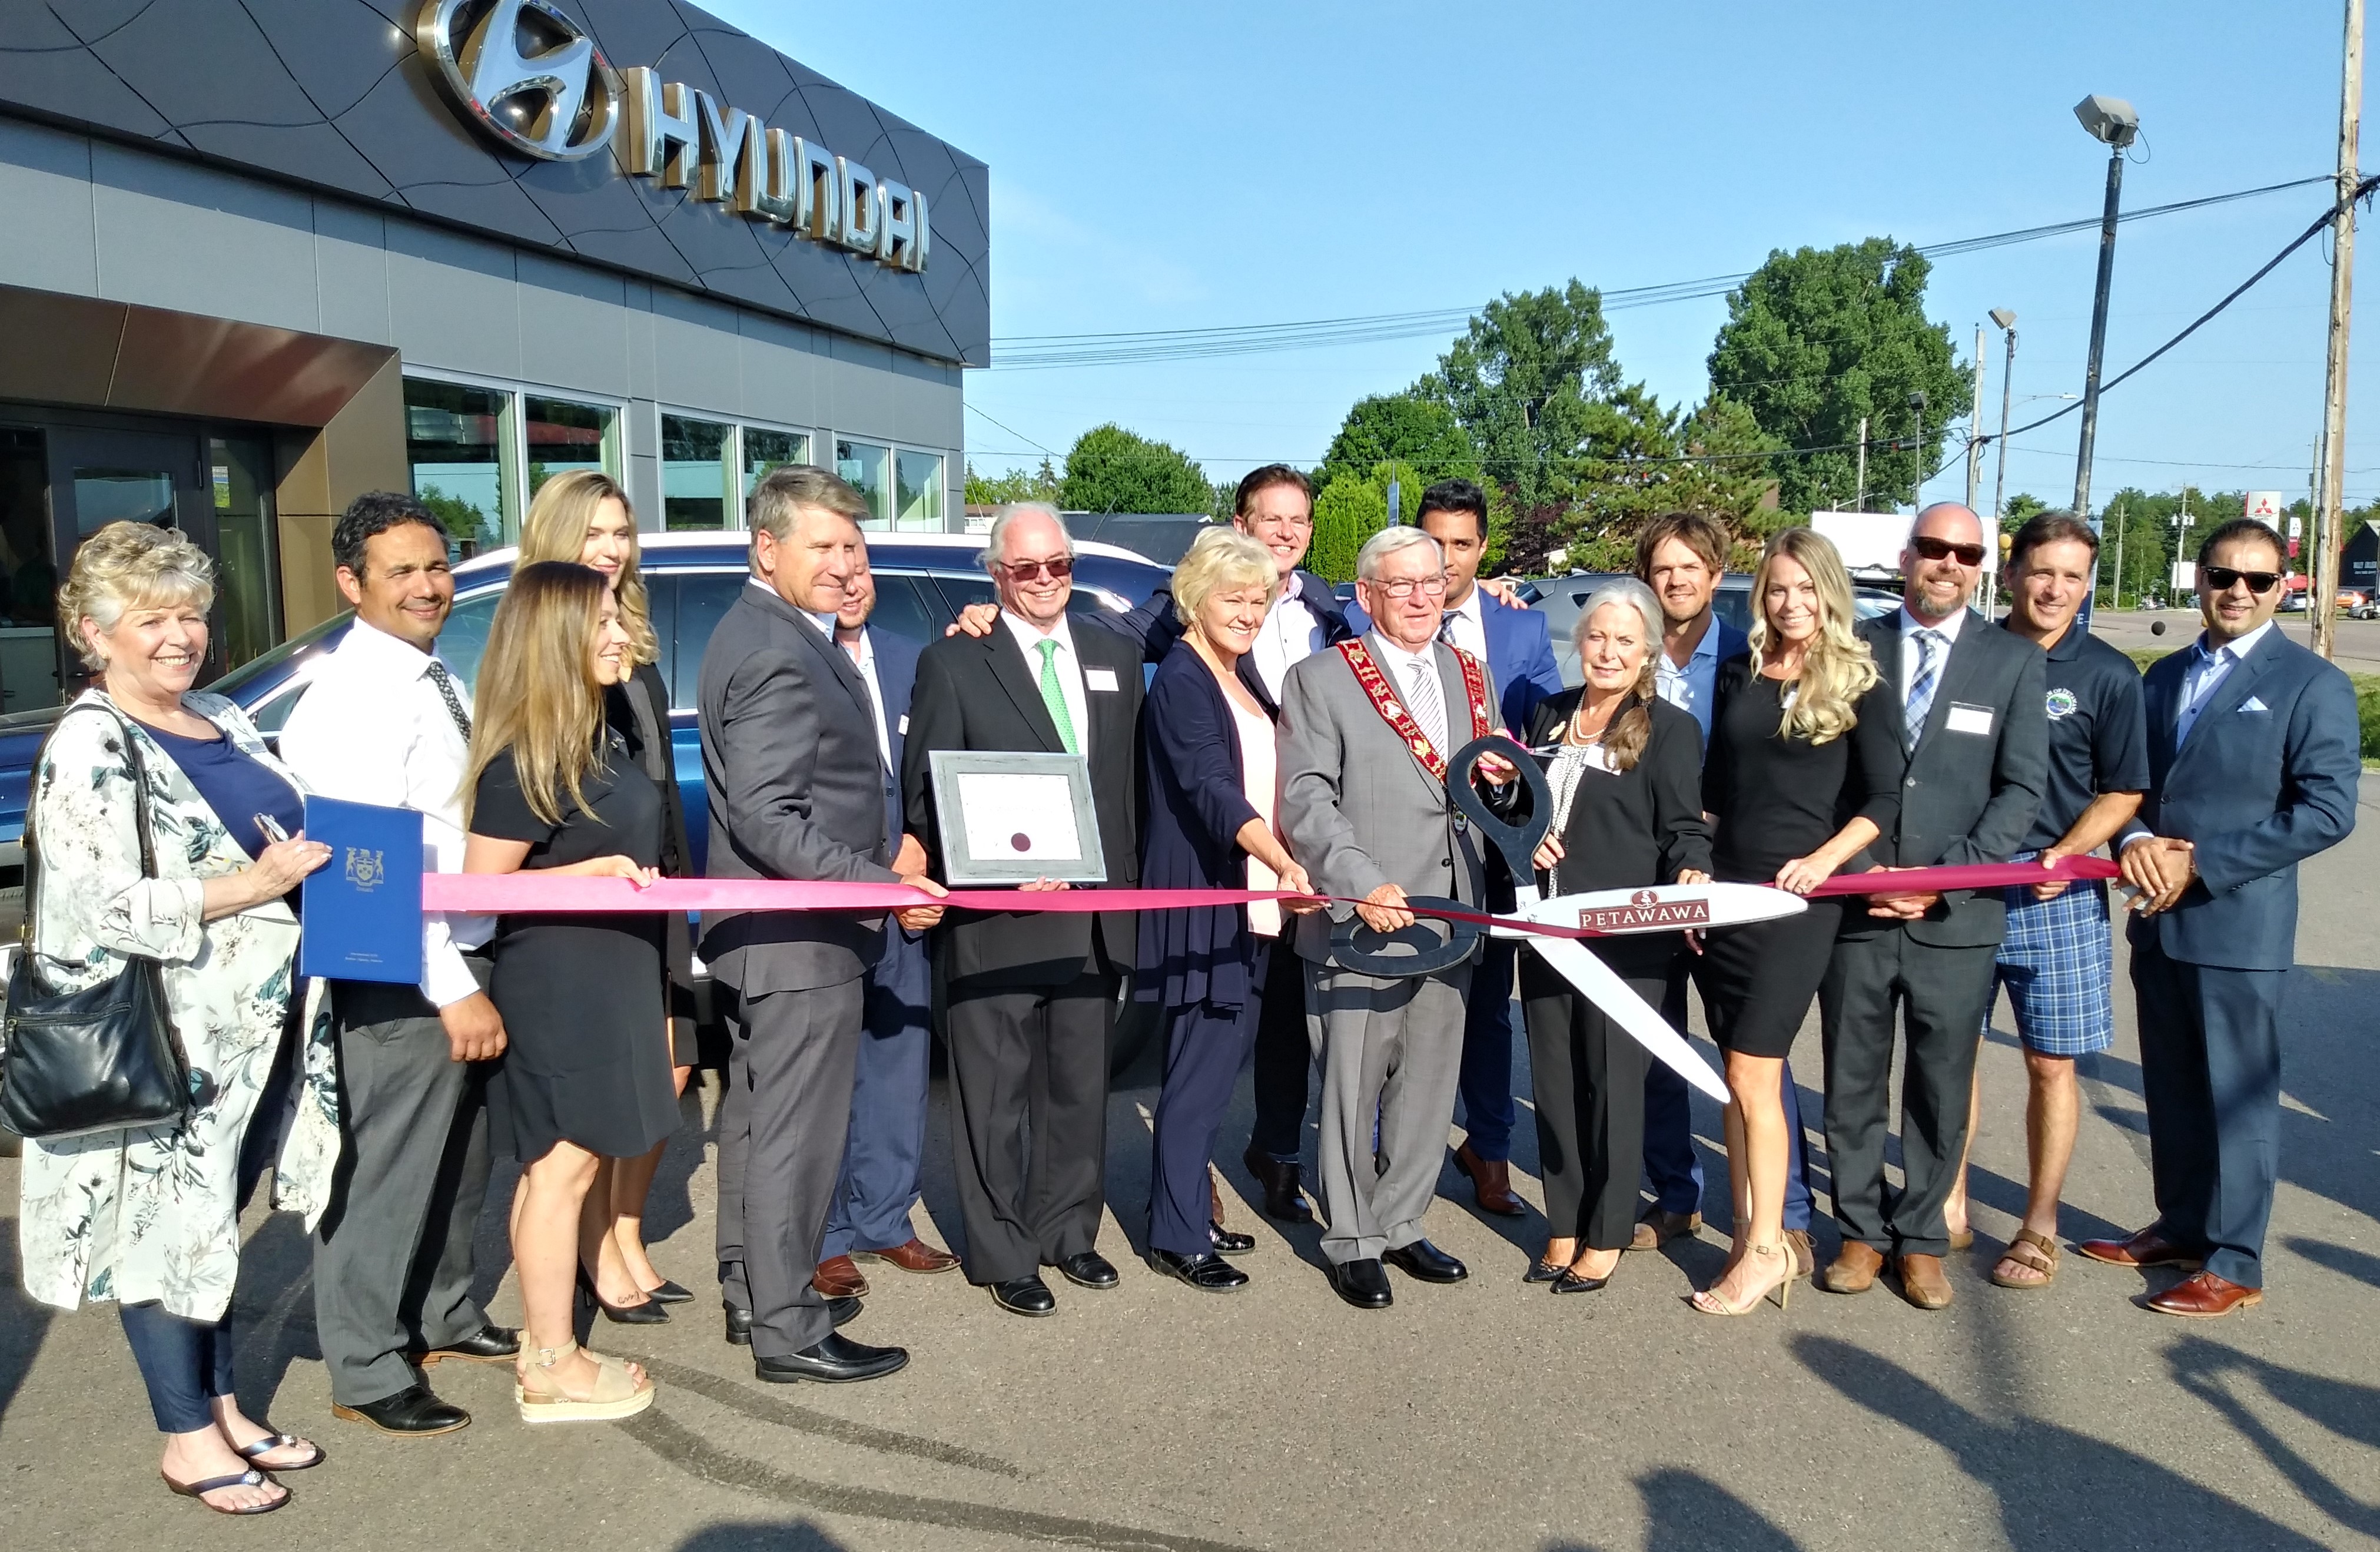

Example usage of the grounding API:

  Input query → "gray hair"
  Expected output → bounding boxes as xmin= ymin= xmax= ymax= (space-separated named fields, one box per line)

xmin=1356 ymin=525 xmax=1442 ymax=582
xmin=748 ymin=465 xmax=869 ymax=575
xmin=1573 ymin=576 xmax=1665 ymax=656
xmin=981 ymin=502 xmax=1071 ymax=574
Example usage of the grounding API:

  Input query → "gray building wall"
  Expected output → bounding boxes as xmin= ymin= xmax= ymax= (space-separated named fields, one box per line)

xmin=0 ymin=114 xmax=963 ymax=532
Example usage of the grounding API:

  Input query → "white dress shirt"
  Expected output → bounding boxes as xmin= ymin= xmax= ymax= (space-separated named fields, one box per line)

xmin=1368 ymin=629 xmax=1448 ymax=757
xmin=841 ymin=625 xmax=894 ymax=771
xmin=1896 ymin=602 xmax=1969 ymax=703
xmin=1250 ymin=572 xmax=1328 ymax=701
xmin=1000 ymin=609 xmax=1088 ymax=748
xmin=2175 ymin=619 xmax=2275 ymax=745
xmin=1437 ymin=585 xmax=1489 ymax=665
xmin=276 ymin=617 xmax=489 ymax=1009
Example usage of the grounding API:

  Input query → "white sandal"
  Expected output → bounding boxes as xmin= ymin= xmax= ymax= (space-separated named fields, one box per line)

xmin=513 ymin=1339 xmax=655 ymax=1424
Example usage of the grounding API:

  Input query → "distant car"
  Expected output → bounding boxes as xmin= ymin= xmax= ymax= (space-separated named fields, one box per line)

xmin=2337 ymin=588 xmax=2369 ymax=614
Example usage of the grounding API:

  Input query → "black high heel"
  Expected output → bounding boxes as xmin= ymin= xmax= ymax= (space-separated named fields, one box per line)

xmin=640 ymin=1278 xmax=695 ymax=1304
xmin=577 ymin=1267 xmax=670 ymax=1325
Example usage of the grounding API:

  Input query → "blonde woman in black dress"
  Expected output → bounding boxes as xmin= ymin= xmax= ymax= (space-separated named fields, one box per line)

xmin=1693 ymin=529 xmax=1901 ymax=1316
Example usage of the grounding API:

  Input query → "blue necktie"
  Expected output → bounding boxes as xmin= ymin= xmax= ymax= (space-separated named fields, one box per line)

xmin=1904 ymin=629 xmax=1943 ymax=752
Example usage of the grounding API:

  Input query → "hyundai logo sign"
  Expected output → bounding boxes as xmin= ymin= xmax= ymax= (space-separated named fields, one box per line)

xmin=416 ymin=0 xmax=929 ymax=273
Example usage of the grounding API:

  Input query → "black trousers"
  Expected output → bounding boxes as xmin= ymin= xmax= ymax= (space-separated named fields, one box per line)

xmin=1521 ymin=957 xmax=1657 ymax=1250
xmin=1818 ymin=930 xmax=1998 ymax=1256
xmin=2132 ymin=936 xmax=2286 ymax=1289
xmin=1148 ymin=957 xmax=1265 ymax=1256
xmin=944 ymin=968 xmax=1116 ymax=1284
xmin=1246 ymin=935 xmax=1312 ymax=1162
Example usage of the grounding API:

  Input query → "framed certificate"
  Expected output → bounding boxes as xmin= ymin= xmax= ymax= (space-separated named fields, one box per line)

xmin=928 ymin=750 xmax=1107 ymax=886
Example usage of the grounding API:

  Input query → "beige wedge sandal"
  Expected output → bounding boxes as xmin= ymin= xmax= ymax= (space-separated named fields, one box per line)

xmin=514 ymin=1339 xmax=656 ymax=1424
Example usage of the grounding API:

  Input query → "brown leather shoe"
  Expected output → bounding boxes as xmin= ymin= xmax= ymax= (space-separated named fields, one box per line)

xmin=2076 ymin=1224 xmax=2203 ymax=1270
xmin=1629 ymin=1207 xmax=1703 ymax=1251
xmin=2146 ymin=1269 xmax=2263 ymax=1318
xmin=1820 ymin=1241 xmax=1886 ymax=1294
xmin=852 ymin=1237 xmax=960 ymax=1275
xmin=812 ymin=1253 xmax=869 ymax=1299
xmin=1453 ymin=1142 xmax=1526 ymax=1216
xmin=1784 ymin=1229 xmax=1816 ymax=1280
xmin=1896 ymin=1252 xmax=1954 ymax=1311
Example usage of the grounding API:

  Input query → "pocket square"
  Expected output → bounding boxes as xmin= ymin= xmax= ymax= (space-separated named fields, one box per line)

xmin=2239 ymin=697 xmax=2269 ymax=713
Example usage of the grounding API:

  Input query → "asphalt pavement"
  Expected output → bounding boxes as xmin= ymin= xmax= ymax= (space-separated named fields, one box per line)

xmin=4 ymin=790 xmax=2377 ymax=1550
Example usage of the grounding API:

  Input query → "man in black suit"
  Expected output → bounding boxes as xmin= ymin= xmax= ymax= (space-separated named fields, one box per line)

xmin=2081 ymin=518 xmax=2359 ymax=1317
xmin=700 ymin=466 xmax=944 ymax=1383
xmin=902 ymin=502 xmax=1146 ymax=1317
xmin=1819 ymin=502 xmax=2048 ymax=1311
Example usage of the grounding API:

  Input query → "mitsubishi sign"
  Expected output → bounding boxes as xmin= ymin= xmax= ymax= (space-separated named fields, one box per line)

xmin=417 ymin=0 xmax=929 ymax=272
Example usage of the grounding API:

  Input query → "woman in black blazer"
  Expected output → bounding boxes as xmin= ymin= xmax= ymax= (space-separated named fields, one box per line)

xmin=1137 ymin=529 xmax=1317 ymax=1293
xmin=1518 ymin=579 xmax=1712 ymax=1294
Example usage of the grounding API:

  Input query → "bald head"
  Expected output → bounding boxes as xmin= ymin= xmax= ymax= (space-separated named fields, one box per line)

xmin=1903 ymin=502 xmax=1987 ymax=624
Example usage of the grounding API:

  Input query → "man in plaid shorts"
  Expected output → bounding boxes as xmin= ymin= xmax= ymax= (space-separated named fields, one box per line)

xmin=1944 ymin=512 xmax=2148 ymax=1289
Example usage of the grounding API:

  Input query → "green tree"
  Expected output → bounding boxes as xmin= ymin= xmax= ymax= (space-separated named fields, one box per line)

xmin=1420 ymin=281 xmax=1621 ymax=510
xmin=1707 ymin=238 xmax=1972 ymax=516
xmin=1304 ymin=460 xmax=1433 ymax=583
xmin=1057 ymin=424 xmax=1214 ymax=514
xmin=1315 ymin=393 xmax=1478 ymax=493
xmin=965 ymin=458 xmax=1061 ymax=506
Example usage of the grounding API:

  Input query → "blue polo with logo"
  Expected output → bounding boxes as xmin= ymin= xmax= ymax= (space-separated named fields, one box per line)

xmin=2016 ymin=619 xmax=2150 ymax=851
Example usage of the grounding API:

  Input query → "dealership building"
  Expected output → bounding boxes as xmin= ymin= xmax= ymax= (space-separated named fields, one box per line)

xmin=0 ymin=0 xmax=988 ymax=714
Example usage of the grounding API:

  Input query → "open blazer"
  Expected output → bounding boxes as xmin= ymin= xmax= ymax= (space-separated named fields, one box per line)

xmin=15 ymin=691 xmax=337 ymax=1321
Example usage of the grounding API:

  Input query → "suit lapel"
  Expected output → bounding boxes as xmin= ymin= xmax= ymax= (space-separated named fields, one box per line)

xmin=1867 ymin=623 xmax=1909 ymax=748
xmin=981 ymin=630 xmax=1066 ymax=753
xmin=744 ymin=587 xmax=873 ymax=724
xmin=2175 ymin=629 xmax=2278 ymax=765
xmin=1915 ymin=613 xmax=1985 ymax=751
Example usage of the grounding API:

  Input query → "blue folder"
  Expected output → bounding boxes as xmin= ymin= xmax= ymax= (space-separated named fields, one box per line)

xmin=298 ymin=796 xmax=426 ymax=985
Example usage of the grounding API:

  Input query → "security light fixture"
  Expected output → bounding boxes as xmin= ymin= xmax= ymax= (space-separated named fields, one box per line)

xmin=2074 ymin=95 xmax=2140 ymax=149
xmin=1989 ymin=307 xmax=2016 ymax=331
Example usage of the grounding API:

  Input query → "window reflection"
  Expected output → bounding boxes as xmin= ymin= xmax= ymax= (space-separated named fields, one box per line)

xmin=663 ymin=414 xmax=731 ymax=530
xmin=836 ymin=439 xmax=890 ymax=527
xmin=405 ymin=378 xmax=507 ymax=552
xmin=895 ymin=449 xmax=943 ymax=531
xmin=526 ymin=396 xmax=614 ymax=498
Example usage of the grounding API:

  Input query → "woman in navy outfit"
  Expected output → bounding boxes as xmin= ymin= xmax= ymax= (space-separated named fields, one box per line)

xmin=1136 ymin=529 xmax=1318 ymax=1292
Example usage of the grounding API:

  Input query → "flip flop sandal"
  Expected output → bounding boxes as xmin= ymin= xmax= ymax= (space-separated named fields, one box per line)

xmin=234 ymin=1433 xmax=325 ymax=1471
xmin=514 ymin=1338 xmax=656 ymax=1424
xmin=162 ymin=1466 xmax=290 ymax=1515
xmin=1989 ymin=1228 xmax=2060 ymax=1289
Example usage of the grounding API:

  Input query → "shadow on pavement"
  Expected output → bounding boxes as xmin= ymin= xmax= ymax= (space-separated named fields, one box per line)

xmin=1794 ymin=1334 xmax=2333 ymax=1548
xmin=2167 ymin=1334 xmax=2380 ymax=1539
xmin=1542 ymin=1467 xmax=1805 ymax=1552
xmin=0 ymin=1229 xmax=50 ymax=1421
xmin=2284 ymin=1233 xmax=2380 ymax=1289
xmin=676 ymin=1521 xmax=851 ymax=1551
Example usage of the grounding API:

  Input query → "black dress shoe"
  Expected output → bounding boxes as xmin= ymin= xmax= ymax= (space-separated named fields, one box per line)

xmin=1384 ymin=1239 xmax=1469 ymax=1284
xmin=408 ymin=1323 xmax=519 ymax=1367
xmin=826 ymin=1294 xmax=861 ymax=1328
xmin=1325 ymin=1257 xmax=1393 ymax=1309
xmin=578 ymin=1268 xmax=669 ymax=1325
xmin=1052 ymin=1251 xmax=1119 ymax=1290
xmin=989 ymin=1276 xmax=1058 ymax=1316
xmin=331 ymin=1384 xmax=469 ymax=1437
xmin=642 ymin=1278 xmax=695 ymax=1304
xmin=1242 ymin=1144 xmax=1314 ymax=1223
xmin=1522 ymin=1259 xmax=1566 ymax=1284
xmin=1207 ymin=1221 xmax=1257 ymax=1255
xmin=753 ymin=1332 xmax=909 ymax=1385
xmin=1149 ymin=1248 xmax=1251 ymax=1292
xmin=727 ymin=1296 xmax=859 ymax=1347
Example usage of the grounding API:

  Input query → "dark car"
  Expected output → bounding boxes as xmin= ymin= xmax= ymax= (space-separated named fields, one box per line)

xmin=0 ymin=531 xmax=1172 ymax=880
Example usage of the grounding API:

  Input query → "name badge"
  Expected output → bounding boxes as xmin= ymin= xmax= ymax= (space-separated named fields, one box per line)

xmin=1084 ymin=667 xmax=1121 ymax=692
xmin=898 ymin=714 xmax=909 ymax=735
xmin=1945 ymin=702 xmax=1994 ymax=736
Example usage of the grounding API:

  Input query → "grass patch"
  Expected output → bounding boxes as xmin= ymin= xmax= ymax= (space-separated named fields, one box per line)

xmin=2126 ymin=648 xmax=2380 ymax=760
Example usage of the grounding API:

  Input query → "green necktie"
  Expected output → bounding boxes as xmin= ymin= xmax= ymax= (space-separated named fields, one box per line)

xmin=1035 ymin=638 xmax=1080 ymax=755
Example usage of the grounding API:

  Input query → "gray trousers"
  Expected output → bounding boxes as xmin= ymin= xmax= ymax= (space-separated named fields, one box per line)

xmin=714 ymin=978 xmax=864 ymax=1357
xmin=1818 ymin=931 xmax=1999 ymax=1258
xmin=313 ymin=966 xmax=495 ymax=1407
xmin=1305 ymin=956 xmax=1472 ymax=1265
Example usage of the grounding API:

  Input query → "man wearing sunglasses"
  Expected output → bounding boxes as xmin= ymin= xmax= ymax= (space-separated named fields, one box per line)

xmin=901 ymin=503 xmax=1146 ymax=1317
xmin=1819 ymin=502 xmax=2048 ymax=1312
xmin=2080 ymin=517 xmax=2358 ymax=1318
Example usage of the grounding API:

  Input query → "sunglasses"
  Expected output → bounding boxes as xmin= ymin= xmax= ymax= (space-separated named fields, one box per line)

xmin=2202 ymin=566 xmax=2282 ymax=595
xmin=1911 ymin=536 xmax=1987 ymax=566
xmin=998 ymin=556 xmax=1075 ymax=583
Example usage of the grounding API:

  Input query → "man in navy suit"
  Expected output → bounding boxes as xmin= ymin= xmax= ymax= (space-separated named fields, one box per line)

xmin=2081 ymin=517 xmax=2359 ymax=1317
xmin=1345 ymin=478 xmax=1564 ymax=1215
xmin=812 ymin=561 xmax=961 ymax=1300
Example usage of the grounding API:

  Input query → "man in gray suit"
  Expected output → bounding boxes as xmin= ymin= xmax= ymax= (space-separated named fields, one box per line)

xmin=1278 ymin=525 xmax=1509 ymax=1310
xmin=699 ymin=466 xmax=944 ymax=1383
xmin=1820 ymin=502 xmax=2047 ymax=1311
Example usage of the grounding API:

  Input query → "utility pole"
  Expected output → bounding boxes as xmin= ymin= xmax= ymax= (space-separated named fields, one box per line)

xmin=2316 ymin=0 xmax=2364 ymax=661
xmin=1966 ymin=325 xmax=1985 ymax=511
xmin=2110 ymin=495 xmax=2127 ymax=608
xmin=2071 ymin=96 xmax=2139 ymax=630
xmin=1855 ymin=415 xmax=1868 ymax=511
xmin=1990 ymin=310 xmax=2017 ymax=532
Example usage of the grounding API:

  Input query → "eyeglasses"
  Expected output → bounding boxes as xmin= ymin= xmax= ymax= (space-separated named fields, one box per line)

xmin=998 ymin=556 xmax=1074 ymax=583
xmin=1911 ymin=536 xmax=1987 ymax=567
xmin=2202 ymin=565 xmax=2281 ymax=595
xmin=1366 ymin=573 xmax=1449 ymax=600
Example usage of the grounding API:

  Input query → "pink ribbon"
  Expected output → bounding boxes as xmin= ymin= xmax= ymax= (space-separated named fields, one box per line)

xmin=1804 ymin=854 xmax=2119 ymax=898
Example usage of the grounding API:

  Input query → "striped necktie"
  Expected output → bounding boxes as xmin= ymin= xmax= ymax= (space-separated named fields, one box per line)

xmin=1405 ymin=655 xmax=1448 ymax=757
xmin=1903 ymin=629 xmax=1943 ymax=752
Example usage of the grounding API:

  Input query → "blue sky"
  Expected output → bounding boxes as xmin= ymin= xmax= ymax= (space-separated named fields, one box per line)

xmin=709 ymin=1 xmax=2378 ymax=510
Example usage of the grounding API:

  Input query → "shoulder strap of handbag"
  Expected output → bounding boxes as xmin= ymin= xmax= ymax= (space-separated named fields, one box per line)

xmin=21 ymin=703 xmax=160 ymax=957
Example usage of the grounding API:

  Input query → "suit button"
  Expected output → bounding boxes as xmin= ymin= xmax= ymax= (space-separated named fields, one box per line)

xmin=1906 ymin=778 xmax=1918 ymax=788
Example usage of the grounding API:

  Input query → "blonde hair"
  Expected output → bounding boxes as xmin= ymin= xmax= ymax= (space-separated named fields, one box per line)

xmin=1170 ymin=526 xmax=1278 ymax=626
xmin=1571 ymin=579 xmax=1662 ymax=772
xmin=1746 ymin=527 xmax=1880 ymax=745
xmin=462 ymin=562 xmax=612 ymax=828
xmin=521 ymin=470 xmax=656 ymax=667
xmin=58 ymin=522 xmax=215 ymax=669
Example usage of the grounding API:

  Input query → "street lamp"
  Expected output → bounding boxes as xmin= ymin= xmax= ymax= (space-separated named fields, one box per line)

xmin=2072 ymin=92 xmax=2139 ymax=626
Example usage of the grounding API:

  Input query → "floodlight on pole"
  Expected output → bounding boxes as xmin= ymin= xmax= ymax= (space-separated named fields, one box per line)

xmin=2071 ymin=93 xmax=2138 ymax=628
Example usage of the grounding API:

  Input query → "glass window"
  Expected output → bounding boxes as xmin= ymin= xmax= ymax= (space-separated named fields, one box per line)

xmin=835 ymin=438 xmax=891 ymax=527
xmin=861 ymin=572 xmax=942 ymax=644
xmin=405 ymin=377 xmax=509 ymax=553
xmin=894 ymin=449 xmax=944 ymax=532
xmin=741 ymin=428 xmax=811 ymax=507
xmin=663 ymin=414 xmax=731 ymax=530
xmin=207 ymin=436 xmax=281 ymax=671
xmin=525 ymin=396 xmax=615 ymax=499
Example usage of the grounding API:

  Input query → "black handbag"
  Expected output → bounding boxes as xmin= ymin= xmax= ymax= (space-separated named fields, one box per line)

xmin=0 ymin=707 xmax=190 ymax=1142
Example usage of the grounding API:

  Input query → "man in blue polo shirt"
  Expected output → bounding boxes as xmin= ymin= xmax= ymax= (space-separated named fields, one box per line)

xmin=1941 ymin=512 xmax=2148 ymax=1291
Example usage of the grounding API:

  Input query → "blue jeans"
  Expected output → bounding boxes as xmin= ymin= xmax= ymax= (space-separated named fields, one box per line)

xmin=120 ymin=1301 xmax=234 ymax=1434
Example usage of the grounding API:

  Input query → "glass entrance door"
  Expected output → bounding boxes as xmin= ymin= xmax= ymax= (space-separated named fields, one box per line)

xmin=44 ymin=427 xmax=217 ymax=690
